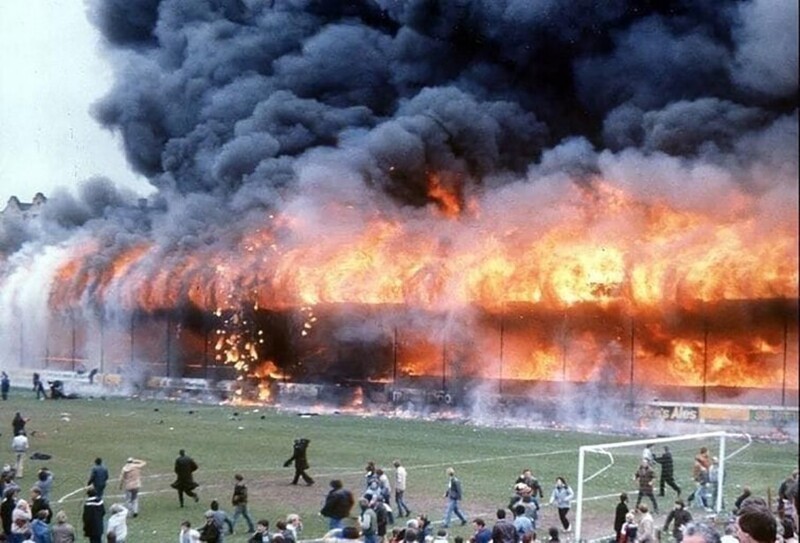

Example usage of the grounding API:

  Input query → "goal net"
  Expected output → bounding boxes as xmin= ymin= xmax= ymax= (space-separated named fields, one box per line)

xmin=573 ymin=431 xmax=752 ymax=542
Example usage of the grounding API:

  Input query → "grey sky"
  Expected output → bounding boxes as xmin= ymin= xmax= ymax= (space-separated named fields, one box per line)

xmin=0 ymin=0 xmax=152 ymax=206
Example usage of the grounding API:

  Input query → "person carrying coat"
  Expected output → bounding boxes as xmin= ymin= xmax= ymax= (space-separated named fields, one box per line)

xmin=172 ymin=449 xmax=200 ymax=507
xmin=283 ymin=439 xmax=313 ymax=486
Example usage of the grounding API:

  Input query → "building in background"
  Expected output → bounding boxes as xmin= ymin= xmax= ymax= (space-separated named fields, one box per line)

xmin=1 ymin=193 xmax=47 ymax=219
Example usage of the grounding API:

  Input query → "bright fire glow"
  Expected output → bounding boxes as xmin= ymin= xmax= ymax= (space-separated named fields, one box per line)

xmin=33 ymin=176 xmax=800 ymax=391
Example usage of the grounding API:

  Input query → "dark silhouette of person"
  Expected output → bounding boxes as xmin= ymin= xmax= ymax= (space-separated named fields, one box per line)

xmin=171 ymin=449 xmax=200 ymax=507
xmin=283 ymin=438 xmax=313 ymax=485
xmin=12 ymin=411 xmax=28 ymax=436
xmin=32 ymin=372 xmax=47 ymax=399
xmin=654 ymin=446 xmax=681 ymax=497
xmin=87 ymin=458 xmax=110 ymax=499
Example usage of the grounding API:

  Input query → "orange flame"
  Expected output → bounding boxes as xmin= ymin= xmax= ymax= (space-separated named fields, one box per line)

xmin=36 ymin=175 xmax=798 ymax=392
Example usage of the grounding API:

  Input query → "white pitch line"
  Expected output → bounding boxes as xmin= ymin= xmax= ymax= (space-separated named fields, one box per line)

xmin=57 ymin=486 xmax=90 ymax=503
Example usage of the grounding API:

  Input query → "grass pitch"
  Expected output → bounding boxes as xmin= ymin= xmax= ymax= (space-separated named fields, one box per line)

xmin=2 ymin=392 xmax=796 ymax=542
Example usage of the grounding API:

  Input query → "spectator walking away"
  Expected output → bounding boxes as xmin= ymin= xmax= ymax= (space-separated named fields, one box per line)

xmin=614 ymin=493 xmax=629 ymax=543
xmin=547 ymin=527 xmax=560 ymax=543
xmin=549 ymin=477 xmax=575 ymax=532
xmin=513 ymin=504 xmax=534 ymax=541
xmin=87 ymin=458 xmax=109 ymax=500
xmin=32 ymin=373 xmax=46 ymax=400
xmin=51 ymin=510 xmax=77 ymax=543
xmin=634 ymin=459 xmax=659 ymax=514
xmin=688 ymin=466 xmax=710 ymax=509
xmin=636 ymin=505 xmax=655 ymax=543
xmin=200 ymin=511 xmax=222 ymax=543
xmin=179 ymin=520 xmax=201 ymax=543
xmin=682 ymin=522 xmax=722 ymax=543
xmin=208 ymin=499 xmax=234 ymax=542
xmin=284 ymin=438 xmax=313 ymax=486
xmin=735 ymin=502 xmax=778 ymax=543
xmin=394 ymin=460 xmax=411 ymax=518
xmin=655 ymin=446 xmax=681 ymax=498
xmin=12 ymin=431 xmax=29 ymax=479
xmin=515 ymin=470 xmax=543 ymax=506
xmin=359 ymin=497 xmax=379 ymax=543
xmin=376 ymin=469 xmax=393 ymax=518
xmin=364 ymin=462 xmax=378 ymax=490
xmin=81 ymin=487 xmax=105 ymax=543
xmin=172 ymin=449 xmax=200 ymax=507
xmin=663 ymin=500 xmax=692 ymax=543
xmin=34 ymin=467 xmax=54 ymax=502
xmin=443 ymin=467 xmax=467 ymax=528
xmin=231 ymin=474 xmax=255 ymax=534
xmin=688 ymin=448 xmax=711 ymax=507
xmin=118 ymin=457 xmax=146 ymax=517
xmin=12 ymin=412 xmax=28 ymax=436
xmin=1 ymin=487 xmax=19 ymax=537
xmin=1 ymin=372 xmax=9 ymax=400
xmin=320 ymin=479 xmax=355 ymax=530
xmin=106 ymin=503 xmax=128 ymax=543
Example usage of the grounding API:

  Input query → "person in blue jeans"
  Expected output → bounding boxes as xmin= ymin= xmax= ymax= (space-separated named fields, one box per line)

xmin=231 ymin=474 xmax=255 ymax=534
xmin=443 ymin=467 xmax=467 ymax=528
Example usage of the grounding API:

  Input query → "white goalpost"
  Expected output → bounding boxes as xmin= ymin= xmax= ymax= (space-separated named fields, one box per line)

xmin=574 ymin=430 xmax=752 ymax=542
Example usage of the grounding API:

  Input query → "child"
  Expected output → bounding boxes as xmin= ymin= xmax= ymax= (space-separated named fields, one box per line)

xmin=621 ymin=512 xmax=638 ymax=543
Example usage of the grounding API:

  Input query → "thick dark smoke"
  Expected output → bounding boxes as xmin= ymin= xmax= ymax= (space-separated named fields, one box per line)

xmin=84 ymin=0 xmax=796 ymax=204
xmin=0 ymin=0 xmax=797 ymax=405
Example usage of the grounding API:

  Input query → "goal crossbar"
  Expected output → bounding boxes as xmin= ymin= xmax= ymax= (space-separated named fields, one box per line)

xmin=575 ymin=431 xmax=751 ymax=542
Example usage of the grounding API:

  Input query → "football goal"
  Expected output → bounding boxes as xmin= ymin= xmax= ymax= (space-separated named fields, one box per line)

xmin=573 ymin=430 xmax=752 ymax=542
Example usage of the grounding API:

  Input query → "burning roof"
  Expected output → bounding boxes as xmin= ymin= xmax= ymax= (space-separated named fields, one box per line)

xmin=0 ymin=0 xmax=797 ymax=396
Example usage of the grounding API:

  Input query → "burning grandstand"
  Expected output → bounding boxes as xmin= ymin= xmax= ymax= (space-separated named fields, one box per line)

xmin=0 ymin=1 xmax=797 ymax=414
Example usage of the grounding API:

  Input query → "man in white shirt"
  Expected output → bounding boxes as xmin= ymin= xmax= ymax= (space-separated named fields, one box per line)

xmin=394 ymin=460 xmax=411 ymax=517
xmin=642 ymin=444 xmax=655 ymax=467
xmin=11 ymin=432 xmax=29 ymax=478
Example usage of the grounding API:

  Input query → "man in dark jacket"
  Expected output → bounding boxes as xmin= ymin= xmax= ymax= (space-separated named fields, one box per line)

xmin=82 ymin=487 xmax=105 ymax=543
xmin=614 ymin=493 xmax=629 ymax=543
xmin=231 ymin=474 xmax=255 ymax=534
xmin=87 ymin=457 xmax=109 ymax=499
xmin=663 ymin=499 xmax=692 ymax=542
xmin=634 ymin=460 xmax=659 ymax=514
xmin=200 ymin=510 xmax=222 ymax=543
xmin=172 ymin=449 xmax=200 ymax=507
xmin=283 ymin=438 xmax=313 ymax=485
xmin=320 ymin=479 xmax=355 ymax=529
xmin=491 ymin=509 xmax=517 ymax=543
xmin=1 ymin=487 xmax=18 ymax=537
xmin=30 ymin=487 xmax=52 ymax=524
xmin=443 ymin=467 xmax=467 ymax=528
xmin=654 ymin=446 xmax=681 ymax=497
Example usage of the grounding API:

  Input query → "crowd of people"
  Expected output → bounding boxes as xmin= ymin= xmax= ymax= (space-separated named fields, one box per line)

xmin=1 ymin=404 xmax=798 ymax=543
xmin=610 ymin=444 xmax=799 ymax=543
